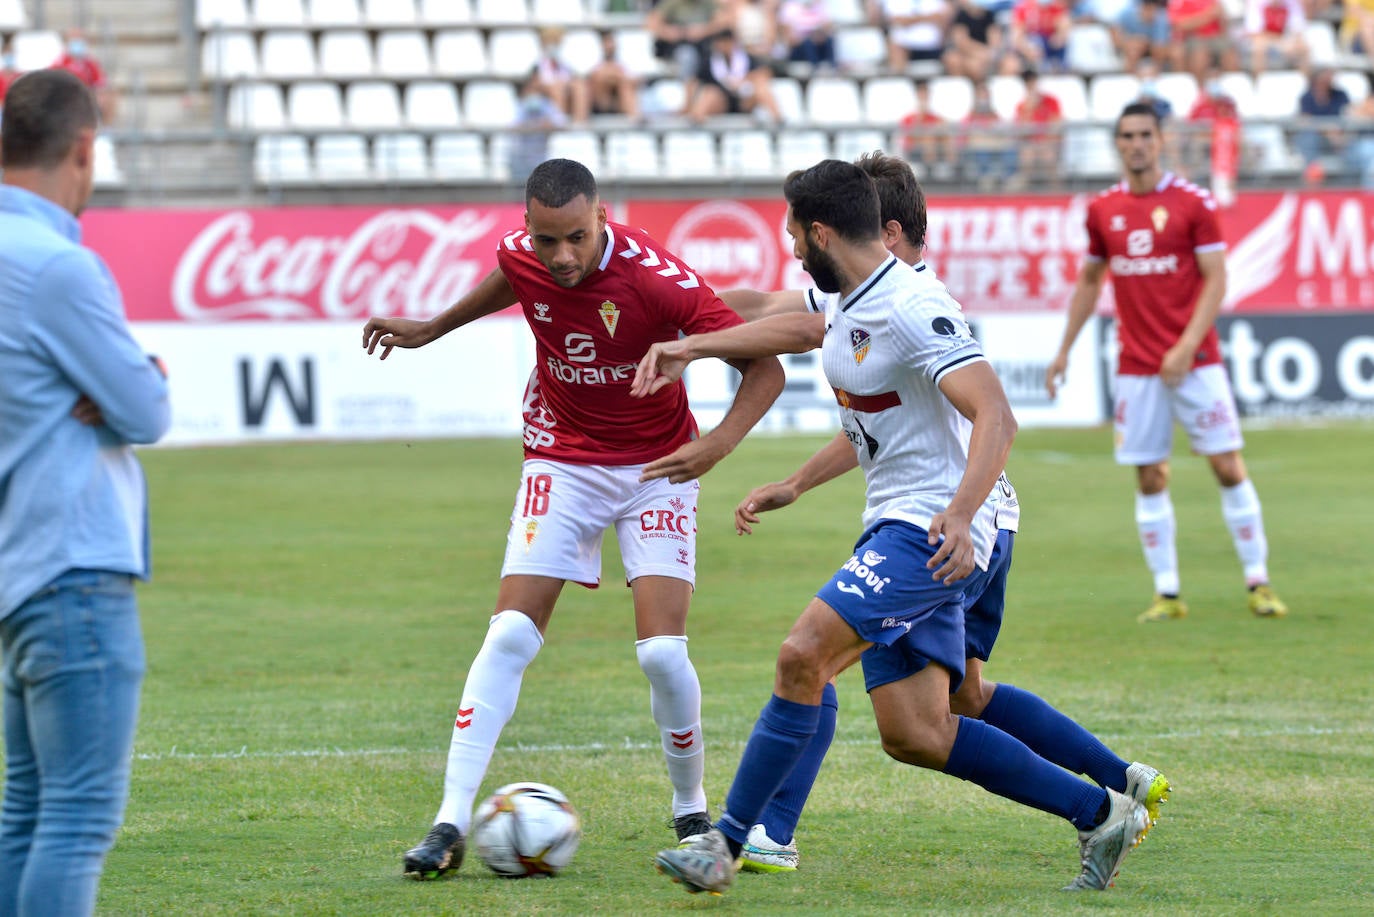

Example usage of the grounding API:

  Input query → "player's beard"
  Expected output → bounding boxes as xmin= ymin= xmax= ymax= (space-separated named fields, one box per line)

xmin=803 ymin=245 xmax=844 ymax=294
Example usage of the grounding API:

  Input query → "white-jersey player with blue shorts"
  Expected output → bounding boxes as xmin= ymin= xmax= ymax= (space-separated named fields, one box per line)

xmin=636 ymin=159 xmax=1159 ymax=897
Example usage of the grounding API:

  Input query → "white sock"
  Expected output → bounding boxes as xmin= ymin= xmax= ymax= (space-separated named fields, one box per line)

xmin=1136 ymin=490 xmax=1180 ymax=596
xmin=636 ymin=635 xmax=707 ymax=818
xmin=434 ymin=610 xmax=543 ymax=832
xmin=1220 ymin=479 xmax=1269 ymax=585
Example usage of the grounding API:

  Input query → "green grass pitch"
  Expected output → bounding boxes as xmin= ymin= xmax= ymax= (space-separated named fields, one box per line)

xmin=14 ymin=424 xmax=1374 ymax=915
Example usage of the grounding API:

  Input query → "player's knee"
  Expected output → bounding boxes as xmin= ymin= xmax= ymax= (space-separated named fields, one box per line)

xmin=635 ymin=634 xmax=690 ymax=677
xmin=485 ymin=609 xmax=544 ymax=660
xmin=1138 ymin=463 xmax=1169 ymax=493
xmin=950 ymin=679 xmax=993 ymax=718
xmin=774 ymin=637 xmax=828 ymax=696
xmin=878 ymin=723 xmax=948 ymax=769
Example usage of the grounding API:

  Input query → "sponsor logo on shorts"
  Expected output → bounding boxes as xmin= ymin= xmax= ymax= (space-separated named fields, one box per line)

xmin=640 ymin=508 xmax=692 ymax=541
xmin=1196 ymin=400 xmax=1236 ymax=429
xmin=840 ymin=555 xmax=892 ymax=594
xmin=862 ymin=550 xmax=887 ymax=567
xmin=881 ymin=617 xmax=913 ymax=634
xmin=835 ymin=581 xmax=865 ymax=598
xmin=677 ymin=548 xmax=690 ymax=565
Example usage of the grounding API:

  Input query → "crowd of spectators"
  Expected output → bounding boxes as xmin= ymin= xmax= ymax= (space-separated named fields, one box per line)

xmin=0 ymin=29 xmax=115 ymax=126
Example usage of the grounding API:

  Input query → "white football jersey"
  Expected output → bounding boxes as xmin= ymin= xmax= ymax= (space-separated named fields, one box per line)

xmin=809 ymin=256 xmax=1008 ymax=569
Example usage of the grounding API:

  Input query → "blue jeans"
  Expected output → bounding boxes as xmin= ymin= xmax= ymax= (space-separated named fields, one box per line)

xmin=0 ymin=570 xmax=144 ymax=917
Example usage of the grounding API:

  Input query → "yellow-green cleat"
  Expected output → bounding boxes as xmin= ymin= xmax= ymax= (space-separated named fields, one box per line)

xmin=1137 ymin=594 xmax=1188 ymax=623
xmin=1248 ymin=583 xmax=1288 ymax=618
xmin=1124 ymin=762 xmax=1171 ymax=826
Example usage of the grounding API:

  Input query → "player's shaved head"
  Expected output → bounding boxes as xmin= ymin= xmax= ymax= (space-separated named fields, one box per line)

xmin=0 ymin=69 xmax=99 ymax=170
xmin=526 ymin=158 xmax=599 ymax=209
xmin=855 ymin=151 xmax=926 ymax=252
xmin=783 ymin=159 xmax=881 ymax=244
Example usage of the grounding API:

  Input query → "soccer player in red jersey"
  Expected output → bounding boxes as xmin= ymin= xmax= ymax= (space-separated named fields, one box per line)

xmin=361 ymin=158 xmax=784 ymax=879
xmin=1046 ymin=103 xmax=1288 ymax=623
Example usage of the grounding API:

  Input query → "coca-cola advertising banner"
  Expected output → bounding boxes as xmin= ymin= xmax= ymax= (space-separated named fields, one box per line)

xmin=83 ymin=190 xmax=1374 ymax=323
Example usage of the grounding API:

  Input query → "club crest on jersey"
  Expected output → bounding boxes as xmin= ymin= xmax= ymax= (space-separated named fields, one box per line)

xmin=850 ymin=328 xmax=871 ymax=364
xmin=598 ymin=300 xmax=620 ymax=336
xmin=533 ymin=302 xmax=552 ymax=322
xmin=1151 ymin=206 xmax=1169 ymax=233
xmin=524 ymin=519 xmax=538 ymax=552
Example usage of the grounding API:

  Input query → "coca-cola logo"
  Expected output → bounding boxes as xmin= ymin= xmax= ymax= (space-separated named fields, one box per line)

xmin=665 ymin=200 xmax=777 ymax=292
xmin=170 ymin=209 xmax=501 ymax=321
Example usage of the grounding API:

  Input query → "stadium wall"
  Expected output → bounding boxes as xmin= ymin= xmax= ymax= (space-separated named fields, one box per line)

xmin=91 ymin=190 xmax=1374 ymax=445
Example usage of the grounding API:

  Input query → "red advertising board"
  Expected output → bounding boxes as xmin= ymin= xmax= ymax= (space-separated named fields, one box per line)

xmin=83 ymin=191 xmax=1374 ymax=322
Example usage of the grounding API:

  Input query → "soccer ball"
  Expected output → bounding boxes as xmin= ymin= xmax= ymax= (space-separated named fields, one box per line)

xmin=471 ymin=782 xmax=581 ymax=878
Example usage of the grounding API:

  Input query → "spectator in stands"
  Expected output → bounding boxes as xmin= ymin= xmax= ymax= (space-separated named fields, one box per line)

xmin=1007 ymin=0 xmax=1074 ymax=72
xmin=869 ymin=0 xmax=955 ymax=73
xmin=778 ymin=0 xmax=838 ymax=69
xmin=535 ymin=28 xmax=592 ymax=123
xmin=1184 ymin=65 xmax=1241 ymax=176
xmin=1345 ymin=72 xmax=1374 ymax=188
xmin=942 ymin=0 xmax=1012 ymax=79
xmin=586 ymin=30 xmax=643 ymax=121
xmin=52 ymin=29 xmax=116 ymax=125
xmin=1294 ymin=66 xmax=1350 ymax=183
xmin=507 ymin=69 xmax=567 ymax=183
xmin=1166 ymin=0 xmax=1236 ymax=79
xmin=726 ymin=0 xmax=783 ymax=66
xmin=1241 ymin=0 xmax=1308 ymax=73
xmin=1014 ymin=68 xmax=1064 ymax=186
xmin=960 ymin=79 xmax=1018 ymax=189
xmin=647 ymin=0 xmax=732 ymax=80
xmin=1114 ymin=0 xmax=1172 ymax=72
xmin=898 ymin=79 xmax=956 ymax=178
xmin=1339 ymin=0 xmax=1374 ymax=59
xmin=685 ymin=28 xmax=781 ymax=123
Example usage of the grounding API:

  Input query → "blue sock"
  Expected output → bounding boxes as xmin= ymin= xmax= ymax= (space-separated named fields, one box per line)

xmin=718 ymin=695 xmax=820 ymax=846
xmin=979 ymin=684 xmax=1130 ymax=792
xmin=944 ymin=716 xmax=1108 ymax=831
xmin=758 ymin=682 xmax=838 ymax=845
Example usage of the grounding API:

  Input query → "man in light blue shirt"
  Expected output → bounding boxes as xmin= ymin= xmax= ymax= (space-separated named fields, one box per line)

xmin=0 ymin=69 xmax=169 ymax=917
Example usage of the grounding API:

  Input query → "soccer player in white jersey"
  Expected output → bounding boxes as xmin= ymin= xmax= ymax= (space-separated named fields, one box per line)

xmin=1046 ymin=103 xmax=1288 ymax=623
xmin=361 ymin=159 xmax=784 ymax=879
xmin=637 ymin=160 xmax=1155 ymax=896
xmin=719 ymin=152 xmax=1168 ymax=875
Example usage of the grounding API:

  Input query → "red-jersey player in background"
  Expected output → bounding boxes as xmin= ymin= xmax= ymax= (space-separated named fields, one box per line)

xmin=361 ymin=158 xmax=784 ymax=879
xmin=1045 ymin=103 xmax=1287 ymax=624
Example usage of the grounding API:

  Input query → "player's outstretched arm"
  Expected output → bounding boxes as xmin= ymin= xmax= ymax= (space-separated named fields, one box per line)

xmin=931 ymin=361 xmax=1017 ymax=584
xmin=735 ymin=432 xmax=858 ymax=534
xmin=362 ymin=267 xmax=517 ymax=359
xmin=1046 ymin=258 xmax=1107 ymax=398
xmin=630 ymin=311 xmax=825 ymax=398
xmin=720 ymin=288 xmax=808 ymax=322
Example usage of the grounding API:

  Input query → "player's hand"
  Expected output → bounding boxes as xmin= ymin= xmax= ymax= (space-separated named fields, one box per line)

xmin=734 ymin=482 xmax=799 ymax=535
xmin=631 ymin=339 xmax=694 ymax=398
xmin=361 ymin=317 xmax=435 ymax=360
xmin=639 ymin=437 xmax=729 ymax=485
xmin=1044 ymin=352 xmax=1068 ymax=399
xmin=71 ymin=394 xmax=104 ymax=426
xmin=1158 ymin=344 xmax=1194 ymax=387
xmin=926 ymin=510 xmax=976 ymax=585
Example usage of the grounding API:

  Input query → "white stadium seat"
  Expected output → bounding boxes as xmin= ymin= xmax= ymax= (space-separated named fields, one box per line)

xmin=404 ymin=80 xmax=462 ymax=127
xmin=1250 ymin=70 xmax=1306 ymax=119
xmin=1065 ymin=23 xmax=1121 ymax=74
xmin=1244 ymin=123 xmax=1301 ymax=174
xmin=202 ymin=31 xmax=259 ymax=80
xmin=641 ymin=78 xmax=685 ymax=117
xmin=420 ymin=0 xmax=473 ymax=24
xmin=1304 ymin=21 xmax=1338 ymax=67
xmin=662 ymin=130 xmax=720 ymax=179
xmin=345 ymin=81 xmax=403 ymax=129
xmin=433 ymin=29 xmax=490 ymax=78
xmin=12 ymin=30 xmax=62 ymax=71
xmin=93 ymin=135 xmax=124 ymax=187
xmin=806 ymin=77 xmax=863 ymax=125
xmin=1217 ymin=71 xmax=1256 ymax=117
xmin=776 ymin=129 xmax=831 ymax=172
xmin=926 ymin=75 xmax=972 ymax=121
xmin=374 ymin=133 xmax=431 ymax=181
xmin=308 ymin=0 xmax=361 ymax=26
xmin=1038 ymin=74 xmax=1088 ymax=121
xmin=559 ymin=28 xmax=604 ymax=76
xmin=1154 ymin=72 xmax=1198 ymax=119
xmin=287 ymin=80 xmax=345 ymax=129
xmin=364 ymin=0 xmax=419 ymax=25
xmin=227 ymin=82 xmax=287 ymax=129
xmin=255 ymin=133 xmax=314 ymax=183
xmin=376 ymin=30 xmax=434 ymax=78
xmin=604 ymin=130 xmax=660 ymax=178
xmin=486 ymin=28 xmax=542 ymax=79
xmin=473 ymin=0 xmax=528 ymax=24
xmin=462 ymin=80 xmax=519 ymax=128
xmin=530 ymin=0 xmax=586 ymax=24
xmin=197 ymin=0 xmax=249 ymax=29
xmin=988 ymin=74 xmax=1025 ymax=120
xmin=833 ymin=128 xmax=890 ymax=163
xmin=863 ymin=76 xmax=917 ymax=124
xmin=1334 ymin=70 xmax=1370 ymax=104
xmin=834 ymin=26 xmax=886 ymax=71
xmin=259 ymin=30 xmax=317 ymax=79
xmin=252 ymin=0 xmax=305 ymax=27
xmin=547 ymin=130 xmax=603 ymax=173
xmin=314 ymin=133 xmax=373 ymax=182
xmin=769 ymin=76 xmax=805 ymax=123
xmin=1089 ymin=73 xmax=1141 ymax=121
xmin=432 ymin=132 xmax=489 ymax=179
xmin=720 ymin=130 xmax=776 ymax=177
xmin=825 ymin=0 xmax=865 ymax=25
xmin=612 ymin=27 xmax=660 ymax=78
xmin=318 ymin=30 xmax=375 ymax=77
xmin=1061 ymin=125 xmax=1119 ymax=178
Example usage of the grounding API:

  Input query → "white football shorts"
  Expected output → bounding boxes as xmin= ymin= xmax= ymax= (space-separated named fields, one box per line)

xmin=500 ymin=458 xmax=699 ymax=588
xmin=1113 ymin=363 xmax=1244 ymax=465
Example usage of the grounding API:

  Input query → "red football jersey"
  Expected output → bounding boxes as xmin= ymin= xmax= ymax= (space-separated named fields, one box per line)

xmin=497 ymin=221 xmax=744 ymax=464
xmin=53 ymin=53 xmax=107 ymax=89
xmin=1085 ymin=173 xmax=1226 ymax=376
xmin=1167 ymin=0 xmax=1224 ymax=36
